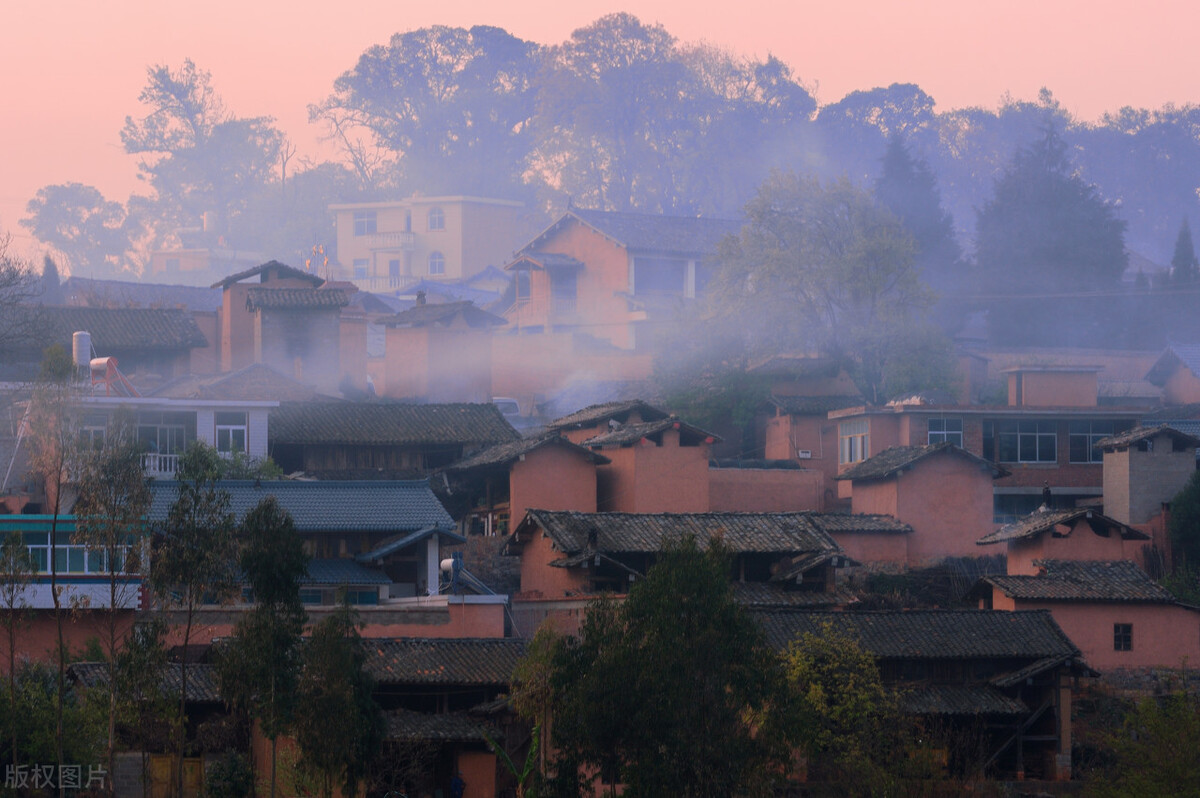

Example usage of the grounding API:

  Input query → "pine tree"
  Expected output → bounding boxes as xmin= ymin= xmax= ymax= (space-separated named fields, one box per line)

xmin=1171 ymin=218 xmax=1199 ymax=286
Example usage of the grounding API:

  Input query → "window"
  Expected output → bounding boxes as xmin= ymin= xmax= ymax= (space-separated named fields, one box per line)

xmin=427 ymin=207 xmax=445 ymax=231
xmin=21 ymin=531 xmax=139 ymax=575
xmin=839 ymin=419 xmax=869 ymax=465
xmin=353 ymin=210 xmax=376 ymax=236
xmin=984 ymin=420 xmax=1057 ymax=463
xmin=927 ymin=417 xmax=963 ymax=446
xmin=1069 ymin=420 xmax=1132 ymax=463
xmin=428 ymin=251 xmax=445 ymax=275
xmin=632 ymin=256 xmax=688 ymax=295
xmin=215 ymin=411 xmax=248 ymax=454
xmin=1114 ymin=623 xmax=1132 ymax=651
xmin=352 ymin=258 xmax=369 ymax=280
xmin=80 ymin=414 xmax=108 ymax=450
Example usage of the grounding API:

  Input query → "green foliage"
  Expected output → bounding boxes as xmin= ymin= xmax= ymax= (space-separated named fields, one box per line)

xmin=1172 ymin=217 xmax=1199 ymax=286
xmin=216 ymin=450 xmax=284 ymax=481
xmin=546 ymin=536 xmax=784 ymax=797
xmin=1169 ymin=470 xmax=1200 ymax=571
xmin=294 ymin=605 xmax=384 ymax=798
xmin=204 ymin=752 xmax=256 ymax=798
xmin=0 ymin=661 xmax=106 ymax=772
xmin=1087 ymin=685 xmax=1200 ymax=797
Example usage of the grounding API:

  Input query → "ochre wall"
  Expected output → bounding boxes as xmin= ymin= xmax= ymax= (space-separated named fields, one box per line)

xmin=597 ymin=430 xmax=709 ymax=512
xmin=189 ymin=311 xmax=220 ymax=375
xmin=510 ymin=447 xmax=598 ymax=527
xmin=1009 ymin=371 xmax=1098 ymax=407
xmin=894 ymin=456 xmax=997 ymax=564
xmin=516 ymin=530 xmax=589 ymax=599
xmin=708 ymin=468 xmax=824 ymax=512
xmin=828 ymin=531 xmax=908 ymax=565
xmin=1005 ymin=518 xmax=1132 ymax=575
xmin=1163 ymin=366 xmax=1200 ymax=405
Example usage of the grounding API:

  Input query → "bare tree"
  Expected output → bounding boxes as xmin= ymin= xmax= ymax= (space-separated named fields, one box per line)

xmin=0 ymin=530 xmax=35 ymax=772
xmin=0 ymin=234 xmax=40 ymax=355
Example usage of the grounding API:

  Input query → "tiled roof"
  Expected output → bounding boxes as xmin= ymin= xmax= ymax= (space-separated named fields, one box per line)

xmin=1145 ymin=342 xmax=1200 ymax=385
xmin=364 ymin=638 xmax=526 ymax=685
xmin=11 ymin=306 xmax=209 ymax=351
xmin=506 ymin=252 xmax=585 ymax=271
xmin=537 ymin=382 xmax=663 ymax=423
xmin=565 ymin=208 xmax=742 ymax=256
xmin=770 ymin=395 xmax=864 ymax=415
xmin=303 ymin=558 xmax=391 ymax=586
xmin=806 ymin=514 xmax=912 ymax=535
xmin=546 ymin=400 xmax=670 ymax=430
xmin=245 ymin=287 xmax=349 ymax=311
xmin=977 ymin=508 xmax=1148 ymax=545
xmin=149 ymin=364 xmax=322 ymax=401
xmin=148 ymin=480 xmax=455 ymax=533
xmin=981 ymin=559 xmax=1177 ymax=603
xmin=446 ymin=432 xmax=609 ymax=471
xmin=385 ymin=709 xmax=499 ymax=742
xmin=516 ymin=510 xmax=844 ymax=557
xmin=388 ymin=300 xmax=506 ymax=328
xmin=730 ymin=582 xmax=850 ymax=608
xmin=69 ymin=662 xmax=220 ymax=703
xmin=835 ymin=443 xmax=1007 ymax=482
xmin=212 ymin=260 xmax=324 ymax=289
xmin=270 ymin=402 xmax=518 ymax=446
xmin=580 ymin=417 xmax=720 ymax=447
xmin=1097 ymin=378 xmax=1162 ymax=400
xmin=62 ymin=277 xmax=223 ymax=311
xmin=751 ymin=609 xmax=1080 ymax=660
xmin=748 ymin=356 xmax=843 ymax=378
xmin=898 ymin=684 xmax=1028 ymax=716
xmin=1094 ymin=424 xmax=1200 ymax=452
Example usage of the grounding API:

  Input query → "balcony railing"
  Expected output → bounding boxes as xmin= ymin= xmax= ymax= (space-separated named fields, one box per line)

xmin=365 ymin=231 xmax=415 ymax=250
xmin=351 ymin=274 xmax=422 ymax=293
xmin=142 ymin=453 xmax=180 ymax=477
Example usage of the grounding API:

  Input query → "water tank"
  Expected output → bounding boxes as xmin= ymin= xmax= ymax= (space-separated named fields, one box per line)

xmin=72 ymin=331 xmax=91 ymax=375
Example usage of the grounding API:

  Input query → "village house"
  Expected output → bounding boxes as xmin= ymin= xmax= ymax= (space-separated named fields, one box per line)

xmin=503 ymin=510 xmax=864 ymax=635
xmin=379 ymin=299 xmax=506 ymax=402
xmin=834 ymin=443 xmax=1007 ymax=565
xmin=752 ymin=609 xmax=1089 ymax=781
xmin=329 ymin=196 xmax=529 ymax=292
xmin=268 ymin=400 xmax=519 ymax=478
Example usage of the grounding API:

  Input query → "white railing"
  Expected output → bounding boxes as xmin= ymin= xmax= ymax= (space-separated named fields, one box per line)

xmin=365 ymin=231 xmax=415 ymax=249
xmin=142 ymin=453 xmax=180 ymax=477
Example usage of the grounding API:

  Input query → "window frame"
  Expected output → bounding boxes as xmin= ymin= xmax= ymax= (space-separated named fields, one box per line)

xmin=428 ymin=251 xmax=446 ymax=276
xmin=1113 ymin=622 xmax=1132 ymax=651
xmin=352 ymin=210 xmax=377 ymax=236
xmin=427 ymin=207 xmax=445 ymax=231
xmin=215 ymin=411 xmax=248 ymax=455
xmin=1069 ymin=420 xmax=1131 ymax=463
xmin=985 ymin=419 xmax=1057 ymax=464
xmin=839 ymin=419 xmax=870 ymax=465
xmin=927 ymin=417 xmax=963 ymax=447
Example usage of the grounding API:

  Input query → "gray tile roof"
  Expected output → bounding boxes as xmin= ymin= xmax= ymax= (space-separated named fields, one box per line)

xmin=270 ymin=402 xmax=518 ymax=446
xmin=898 ymin=684 xmax=1028 ymax=716
xmin=515 ymin=510 xmax=847 ymax=557
xmin=446 ymin=432 xmax=609 ymax=471
xmin=303 ymin=558 xmax=391 ymax=586
xmin=1094 ymin=424 xmax=1200 ymax=452
xmin=751 ymin=609 xmax=1081 ymax=660
xmin=580 ymin=417 xmax=720 ymax=447
xmin=364 ymin=638 xmax=526 ymax=686
xmin=980 ymin=559 xmax=1177 ymax=603
xmin=730 ymin=582 xmax=850 ymax=608
xmin=770 ymin=395 xmax=864 ymax=415
xmin=245 ymin=287 xmax=349 ymax=311
xmin=9 ymin=306 xmax=209 ymax=352
xmin=835 ymin=443 xmax=1008 ymax=482
xmin=546 ymin=400 xmax=670 ymax=430
xmin=69 ymin=662 xmax=220 ymax=703
xmin=387 ymin=300 xmax=506 ymax=328
xmin=148 ymin=480 xmax=455 ymax=533
xmin=565 ymin=208 xmax=742 ymax=256
xmin=977 ymin=508 xmax=1148 ymax=546
xmin=149 ymin=363 xmax=322 ymax=401
xmin=507 ymin=252 xmax=585 ymax=271
xmin=212 ymin=260 xmax=324 ymax=289
xmin=385 ymin=709 xmax=499 ymax=743
xmin=62 ymin=277 xmax=223 ymax=311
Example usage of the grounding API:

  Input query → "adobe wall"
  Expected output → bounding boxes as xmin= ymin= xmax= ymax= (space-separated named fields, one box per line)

xmin=338 ymin=313 xmax=368 ymax=392
xmin=1163 ymin=366 xmax=1200 ymax=405
xmin=1012 ymin=600 xmax=1200 ymax=671
xmin=2 ymin=610 xmax=137 ymax=673
xmin=828 ymin=531 xmax=908 ymax=565
xmin=895 ymin=457 xmax=997 ymax=563
xmin=510 ymin=446 xmax=598 ymax=524
xmin=258 ymin=310 xmax=342 ymax=392
xmin=1005 ymin=518 xmax=1131 ymax=575
xmin=384 ymin=327 xmax=431 ymax=398
xmin=511 ymin=597 xmax=596 ymax=638
xmin=1009 ymin=371 xmax=1098 ymax=407
xmin=189 ymin=311 xmax=220 ymax=375
xmin=220 ymin=283 xmax=257 ymax=372
xmin=597 ymin=432 xmax=709 ymax=513
xmin=457 ymin=750 xmax=498 ymax=798
xmin=708 ymin=467 xmax=823 ymax=512
xmin=1103 ymin=444 xmax=1195 ymax=526
xmin=427 ymin=328 xmax=493 ymax=403
xmin=491 ymin=332 xmax=573 ymax=401
xmin=765 ymin=415 xmax=839 ymax=497
xmin=516 ymin=530 xmax=589 ymax=599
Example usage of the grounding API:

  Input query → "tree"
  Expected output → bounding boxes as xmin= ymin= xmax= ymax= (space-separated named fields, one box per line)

xmin=1169 ymin=470 xmax=1200 ymax=571
xmin=1171 ymin=218 xmax=1199 ymax=286
xmin=150 ymin=441 xmax=238 ymax=798
xmin=21 ymin=183 xmax=138 ymax=278
xmin=293 ymin=605 xmax=384 ymax=798
xmin=122 ymin=59 xmax=283 ymax=246
xmin=706 ymin=172 xmax=945 ymax=402
xmin=25 ymin=344 xmax=84 ymax=796
xmin=218 ymin=497 xmax=308 ymax=798
xmin=73 ymin=408 xmax=152 ymax=791
xmin=0 ymin=234 xmax=38 ymax=355
xmin=115 ymin=619 xmax=173 ymax=796
xmin=1089 ymin=686 xmax=1200 ymax=797
xmin=0 ymin=531 xmax=35 ymax=771
xmin=545 ymin=536 xmax=785 ymax=797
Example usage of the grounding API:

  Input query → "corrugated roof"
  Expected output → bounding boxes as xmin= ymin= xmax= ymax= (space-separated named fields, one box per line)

xmin=580 ymin=417 xmax=720 ymax=447
xmin=898 ymin=684 xmax=1028 ymax=716
xmin=446 ymin=431 xmax=609 ymax=471
xmin=835 ymin=443 xmax=1007 ymax=482
xmin=148 ymin=480 xmax=454 ymax=533
xmin=364 ymin=638 xmax=526 ymax=685
xmin=1095 ymin=424 xmax=1200 ymax=452
xmin=304 ymin=558 xmax=391 ymax=586
xmin=69 ymin=662 xmax=220 ymax=703
xmin=977 ymin=508 xmax=1148 ymax=545
xmin=981 ymin=559 xmax=1177 ymax=603
xmin=245 ymin=287 xmax=348 ymax=311
xmin=751 ymin=609 xmax=1080 ymax=660
xmin=516 ymin=510 xmax=845 ymax=557
xmin=546 ymin=400 xmax=670 ymax=430
xmin=270 ymin=402 xmax=518 ymax=446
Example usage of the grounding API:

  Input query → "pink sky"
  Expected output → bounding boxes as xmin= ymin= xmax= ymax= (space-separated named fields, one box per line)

xmin=4 ymin=0 xmax=1197 ymax=261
